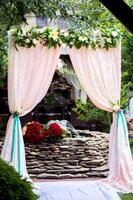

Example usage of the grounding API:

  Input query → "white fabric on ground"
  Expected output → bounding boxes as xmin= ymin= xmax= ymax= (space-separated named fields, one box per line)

xmin=34 ymin=181 xmax=121 ymax=200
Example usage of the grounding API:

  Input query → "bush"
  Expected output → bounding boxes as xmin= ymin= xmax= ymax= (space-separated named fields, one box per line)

xmin=0 ymin=158 xmax=38 ymax=200
xmin=72 ymin=99 xmax=112 ymax=132
xmin=120 ymin=193 xmax=133 ymax=200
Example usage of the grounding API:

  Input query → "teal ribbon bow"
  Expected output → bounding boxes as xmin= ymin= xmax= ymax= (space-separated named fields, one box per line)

xmin=115 ymin=111 xmax=128 ymax=144
xmin=10 ymin=113 xmax=21 ymax=176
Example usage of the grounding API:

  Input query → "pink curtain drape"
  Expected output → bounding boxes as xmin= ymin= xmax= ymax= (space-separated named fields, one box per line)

xmin=69 ymin=46 xmax=133 ymax=192
xmin=1 ymin=33 xmax=60 ymax=178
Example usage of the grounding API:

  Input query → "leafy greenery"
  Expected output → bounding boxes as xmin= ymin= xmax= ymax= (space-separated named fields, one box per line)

xmin=0 ymin=36 xmax=7 ymax=87
xmin=0 ymin=158 xmax=37 ymax=200
xmin=61 ymin=27 xmax=121 ymax=49
xmin=72 ymin=99 xmax=112 ymax=131
xmin=11 ymin=25 xmax=121 ymax=49
xmin=129 ymin=137 xmax=133 ymax=154
xmin=120 ymin=193 xmax=133 ymax=200
xmin=11 ymin=26 xmax=62 ymax=49
xmin=0 ymin=0 xmax=132 ymax=100
xmin=121 ymin=33 xmax=133 ymax=91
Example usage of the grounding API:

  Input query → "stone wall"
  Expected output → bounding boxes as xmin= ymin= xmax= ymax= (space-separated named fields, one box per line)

xmin=0 ymin=131 xmax=109 ymax=179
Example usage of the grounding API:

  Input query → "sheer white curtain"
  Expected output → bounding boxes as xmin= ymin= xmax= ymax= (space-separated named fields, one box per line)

xmin=64 ymin=71 xmax=87 ymax=103
xmin=69 ymin=46 xmax=133 ymax=192
xmin=1 ymin=33 xmax=60 ymax=178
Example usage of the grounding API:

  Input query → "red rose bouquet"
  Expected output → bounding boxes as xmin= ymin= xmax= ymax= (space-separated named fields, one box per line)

xmin=23 ymin=121 xmax=64 ymax=144
xmin=23 ymin=121 xmax=43 ymax=144
xmin=47 ymin=122 xmax=63 ymax=137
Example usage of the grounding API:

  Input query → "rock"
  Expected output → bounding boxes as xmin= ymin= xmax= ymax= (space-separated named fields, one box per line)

xmin=64 ymin=165 xmax=81 ymax=169
xmin=0 ymin=130 xmax=109 ymax=179
xmin=28 ymin=168 xmax=47 ymax=174
xmin=91 ymin=164 xmax=109 ymax=172
xmin=37 ymin=173 xmax=58 ymax=179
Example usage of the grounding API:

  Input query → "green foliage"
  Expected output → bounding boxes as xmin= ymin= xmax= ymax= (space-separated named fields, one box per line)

xmin=61 ymin=27 xmax=121 ymax=49
xmin=72 ymin=99 xmax=112 ymax=131
xmin=0 ymin=0 xmax=28 ymax=32
xmin=120 ymin=193 xmax=133 ymax=200
xmin=11 ymin=25 xmax=121 ymax=49
xmin=0 ymin=36 xmax=8 ymax=87
xmin=120 ymin=72 xmax=131 ymax=109
xmin=0 ymin=158 xmax=37 ymax=200
xmin=129 ymin=138 xmax=133 ymax=154
xmin=121 ymin=32 xmax=133 ymax=91
xmin=11 ymin=26 xmax=62 ymax=49
xmin=0 ymin=0 xmax=132 ymax=99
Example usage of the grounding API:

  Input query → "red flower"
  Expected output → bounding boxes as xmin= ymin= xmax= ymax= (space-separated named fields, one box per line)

xmin=23 ymin=121 xmax=43 ymax=144
xmin=48 ymin=123 xmax=63 ymax=137
xmin=41 ymin=130 xmax=48 ymax=140
xmin=23 ymin=121 xmax=63 ymax=144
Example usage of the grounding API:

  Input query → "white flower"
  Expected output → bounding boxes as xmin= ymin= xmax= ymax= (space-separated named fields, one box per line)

xmin=49 ymin=31 xmax=59 ymax=40
xmin=25 ymin=27 xmax=31 ymax=33
xmin=70 ymin=41 xmax=74 ymax=45
xmin=33 ymin=38 xmax=38 ymax=45
xmin=63 ymin=31 xmax=69 ymax=37
xmin=10 ymin=28 xmax=17 ymax=34
xmin=106 ymin=38 xmax=111 ymax=43
xmin=25 ymin=38 xmax=30 ymax=44
xmin=93 ymin=29 xmax=100 ymax=36
xmin=113 ymin=105 xmax=120 ymax=112
xmin=22 ymin=29 xmax=27 ymax=36
xmin=111 ymin=31 xmax=118 ymax=37
xmin=62 ymin=43 xmax=67 ymax=48
xmin=78 ymin=35 xmax=88 ymax=42
xmin=15 ymin=105 xmax=22 ymax=115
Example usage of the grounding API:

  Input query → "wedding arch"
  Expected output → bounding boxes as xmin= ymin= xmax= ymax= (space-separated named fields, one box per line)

xmin=1 ymin=26 xmax=133 ymax=193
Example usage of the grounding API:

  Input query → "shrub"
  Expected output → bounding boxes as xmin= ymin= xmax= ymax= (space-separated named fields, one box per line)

xmin=72 ymin=99 xmax=112 ymax=132
xmin=0 ymin=158 xmax=38 ymax=200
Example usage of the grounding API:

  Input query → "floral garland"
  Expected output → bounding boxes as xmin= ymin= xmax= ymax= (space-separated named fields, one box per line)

xmin=11 ymin=26 xmax=121 ymax=50
xmin=11 ymin=26 xmax=62 ymax=49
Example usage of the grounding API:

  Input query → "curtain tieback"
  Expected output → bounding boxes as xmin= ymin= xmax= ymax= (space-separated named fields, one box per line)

xmin=115 ymin=110 xmax=128 ymax=145
xmin=10 ymin=109 xmax=21 ymax=176
xmin=11 ymin=105 xmax=22 ymax=116
xmin=113 ymin=104 xmax=121 ymax=113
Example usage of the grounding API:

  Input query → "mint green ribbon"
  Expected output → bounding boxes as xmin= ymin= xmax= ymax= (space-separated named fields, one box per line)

xmin=115 ymin=111 xmax=128 ymax=144
xmin=10 ymin=113 xmax=21 ymax=176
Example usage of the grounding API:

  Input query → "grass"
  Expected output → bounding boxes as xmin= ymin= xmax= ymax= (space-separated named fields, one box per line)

xmin=120 ymin=193 xmax=133 ymax=200
xmin=129 ymin=137 xmax=133 ymax=154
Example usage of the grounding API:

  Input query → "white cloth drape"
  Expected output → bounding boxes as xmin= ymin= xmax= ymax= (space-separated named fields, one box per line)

xmin=35 ymin=181 xmax=121 ymax=200
xmin=70 ymin=47 xmax=121 ymax=111
xmin=64 ymin=70 xmax=87 ymax=103
xmin=1 ymin=33 xmax=60 ymax=178
xmin=69 ymin=46 xmax=133 ymax=192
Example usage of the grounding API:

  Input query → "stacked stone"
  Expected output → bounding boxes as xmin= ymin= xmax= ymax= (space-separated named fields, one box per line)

xmin=50 ymin=71 xmax=71 ymax=91
xmin=0 ymin=131 xmax=109 ymax=179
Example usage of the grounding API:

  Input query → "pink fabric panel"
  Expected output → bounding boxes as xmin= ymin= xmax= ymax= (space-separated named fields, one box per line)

xmin=69 ymin=46 xmax=133 ymax=192
xmin=1 ymin=33 xmax=60 ymax=179
xmin=8 ymin=41 xmax=60 ymax=116
xmin=69 ymin=46 xmax=121 ymax=112
xmin=105 ymin=112 xmax=133 ymax=192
